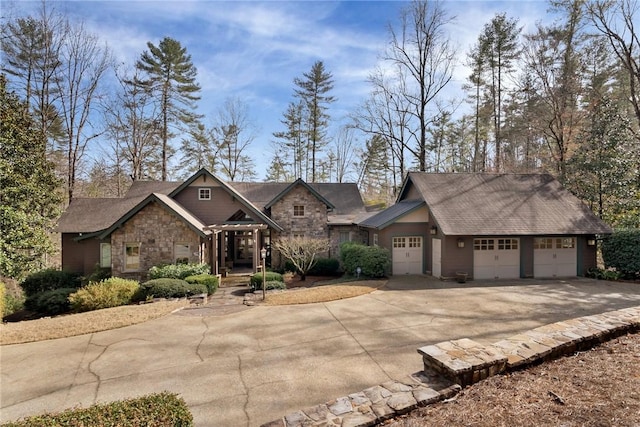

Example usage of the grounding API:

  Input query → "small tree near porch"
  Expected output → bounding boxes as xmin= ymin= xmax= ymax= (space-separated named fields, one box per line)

xmin=273 ymin=236 xmax=330 ymax=281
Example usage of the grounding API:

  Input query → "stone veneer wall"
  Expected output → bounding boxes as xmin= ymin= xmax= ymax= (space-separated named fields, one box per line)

xmin=269 ymin=186 xmax=330 ymax=268
xmin=328 ymin=226 xmax=368 ymax=260
xmin=111 ymin=201 xmax=203 ymax=281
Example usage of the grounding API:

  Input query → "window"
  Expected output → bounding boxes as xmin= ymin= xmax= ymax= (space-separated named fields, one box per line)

xmin=534 ymin=238 xmax=553 ymax=249
xmin=408 ymin=237 xmax=421 ymax=248
xmin=198 ymin=188 xmax=211 ymax=200
xmin=125 ymin=243 xmax=141 ymax=271
xmin=373 ymin=234 xmax=379 ymax=247
xmin=559 ymin=238 xmax=575 ymax=249
xmin=474 ymin=239 xmax=494 ymax=250
xmin=100 ymin=243 xmax=111 ymax=268
xmin=293 ymin=205 xmax=305 ymax=217
xmin=339 ymin=231 xmax=350 ymax=243
xmin=393 ymin=237 xmax=405 ymax=248
xmin=498 ymin=238 xmax=518 ymax=250
xmin=174 ymin=243 xmax=190 ymax=264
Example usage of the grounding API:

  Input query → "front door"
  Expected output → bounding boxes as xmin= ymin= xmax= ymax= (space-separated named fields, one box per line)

xmin=234 ymin=231 xmax=254 ymax=266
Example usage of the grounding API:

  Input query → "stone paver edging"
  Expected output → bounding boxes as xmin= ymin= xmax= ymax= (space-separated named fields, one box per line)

xmin=262 ymin=305 xmax=640 ymax=427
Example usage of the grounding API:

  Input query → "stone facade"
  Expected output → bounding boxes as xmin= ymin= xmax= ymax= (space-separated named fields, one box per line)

xmin=111 ymin=201 xmax=204 ymax=281
xmin=270 ymin=186 xmax=329 ymax=240
xmin=328 ymin=225 xmax=368 ymax=260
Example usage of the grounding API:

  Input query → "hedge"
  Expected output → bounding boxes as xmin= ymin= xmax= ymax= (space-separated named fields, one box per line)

xmin=1 ymin=392 xmax=193 ymax=426
xmin=308 ymin=258 xmax=341 ymax=276
xmin=24 ymin=288 xmax=77 ymax=316
xmin=139 ymin=279 xmax=207 ymax=299
xmin=249 ymin=272 xmax=283 ymax=290
xmin=148 ymin=263 xmax=210 ymax=280
xmin=20 ymin=269 xmax=81 ymax=297
xmin=69 ymin=278 xmax=140 ymax=312
xmin=340 ymin=242 xmax=390 ymax=278
xmin=602 ymin=229 xmax=640 ymax=279
xmin=184 ymin=274 xmax=219 ymax=295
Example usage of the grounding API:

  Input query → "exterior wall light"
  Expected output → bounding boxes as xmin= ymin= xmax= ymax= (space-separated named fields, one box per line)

xmin=430 ymin=226 xmax=437 ymax=235
xmin=457 ymin=238 xmax=465 ymax=248
xmin=587 ymin=238 xmax=596 ymax=246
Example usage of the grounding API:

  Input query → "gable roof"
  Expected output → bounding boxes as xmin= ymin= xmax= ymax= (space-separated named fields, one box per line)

xmin=169 ymin=168 xmax=283 ymax=231
xmin=264 ymin=179 xmax=335 ymax=210
xmin=359 ymin=200 xmax=426 ymax=230
xmin=98 ymin=193 xmax=212 ymax=239
xmin=400 ymin=172 xmax=611 ymax=236
xmin=231 ymin=182 xmax=366 ymax=215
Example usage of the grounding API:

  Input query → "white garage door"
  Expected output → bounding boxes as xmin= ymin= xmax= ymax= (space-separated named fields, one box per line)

xmin=473 ymin=238 xmax=520 ymax=279
xmin=534 ymin=237 xmax=577 ymax=277
xmin=392 ymin=236 xmax=423 ymax=275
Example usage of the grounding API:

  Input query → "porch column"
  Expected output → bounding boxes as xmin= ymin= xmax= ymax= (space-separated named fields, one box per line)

xmin=253 ymin=228 xmax=259 ymax=274
xmin=211 ymin=231 xmax=219 ymax=275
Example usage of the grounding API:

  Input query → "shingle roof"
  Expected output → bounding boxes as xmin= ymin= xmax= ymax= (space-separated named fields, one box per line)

xmin=231 ymin=182 xmax=366 ymax=215
xmin=402 ymin=173 xmax=612 ymax=236
xmin=57 ymin=197 xmax=141 ymax=233
xmin=124 ymin=181 xmax=180 ymax=198
xmin=359 ymin=200 xmax=425 ymax=229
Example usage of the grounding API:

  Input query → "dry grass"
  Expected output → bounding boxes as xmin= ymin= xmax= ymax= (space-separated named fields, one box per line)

xmin=384 ymin=333 xmax=640 ymax=427
xmin=0 ymin=300 xmax=187 ymax=345
xmin=264 ymin=280 xmax=387 ymax=305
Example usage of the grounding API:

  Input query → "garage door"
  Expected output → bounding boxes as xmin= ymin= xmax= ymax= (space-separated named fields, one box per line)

xmin=392 ymin=236 xmax=423 ymax=275
xmin=534 ymin=237 xmax=577 ymax=277
xmin=473 ymin=238 xmax=520 ymax=279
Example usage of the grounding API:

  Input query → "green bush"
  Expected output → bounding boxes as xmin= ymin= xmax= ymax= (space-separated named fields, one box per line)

xmin=586 ymin=267 xmax=622 ymax=281
xmin=20 ymin=268 xmax=81 ymax=297
xmin=148 ymin=263 xmax=210 ymax=280
xmin=249 ymin=272 xmax=284 ymax=290
xmin=184 ymin=274 xmax=219 ymax=295
xmin=24 ymin=288 xmax=76 ymax=316
xmin=0 ymin=282 xmax=5 ymax=318
xmin=340 ymin=242 xmax=390 ymax=278
xmin=3 ymin=292 xmax=25 ymax=318
xmin=69 ymin=278 xmax=140 ymax=312
xmin=2 ymin=391 xmax=193 ymax=426
xmin=139 ymin=278 xmax=207 ymax=299
xmin=308 ymin=258 xmax=341 ymax=276
xmin=83 ymin=265 xmax=112 ymax=285
xmin=264 ymin=280 xmax=287 ymax=291
xmin=602 ymin=229 xmax=640 ymax=279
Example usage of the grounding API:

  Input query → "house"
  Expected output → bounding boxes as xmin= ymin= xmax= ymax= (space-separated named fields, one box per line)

xmin=359 ymin=173 xmax=612 ymax=279
xmin=57 ymin=169 xmax=369 ymax=280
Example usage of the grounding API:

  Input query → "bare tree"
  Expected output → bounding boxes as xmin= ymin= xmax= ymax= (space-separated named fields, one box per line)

xmin=214 ymin=97 xmax=257 ymax=181
xmin=272 ymin=236 xmax=330 ymax=281
xmin=55 ymin=21 xmax=111 ymax=200
xmin=385 ymin=0 xmax=456 ymax=171
xmin=330 ymin=125 xmax=359 ymax=183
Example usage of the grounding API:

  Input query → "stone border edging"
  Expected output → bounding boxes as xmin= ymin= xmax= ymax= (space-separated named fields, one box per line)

xmin=261 ymin=305 xmax=640 ymax=427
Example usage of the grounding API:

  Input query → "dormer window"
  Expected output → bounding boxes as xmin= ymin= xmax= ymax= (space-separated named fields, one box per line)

xmin=199 ymin=188 xmax=211 ymax=200
xmin=293 ymin=205 xmax=304 ymax=217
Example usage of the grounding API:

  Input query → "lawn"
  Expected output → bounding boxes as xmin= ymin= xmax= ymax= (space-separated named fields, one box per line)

xmin=264 ymin=279 xmax=387 ymax=305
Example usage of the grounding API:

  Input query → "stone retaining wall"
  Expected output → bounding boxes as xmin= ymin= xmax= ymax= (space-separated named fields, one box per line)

xmin=262 ymin=305 xmax=640 ymax=427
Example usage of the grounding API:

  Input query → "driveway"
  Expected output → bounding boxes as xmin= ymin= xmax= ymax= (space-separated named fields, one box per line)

xmin=2 ymin=277 xmax=639 ymax=426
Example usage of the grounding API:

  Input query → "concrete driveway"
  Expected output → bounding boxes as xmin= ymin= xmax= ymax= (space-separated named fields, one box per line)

xmin=2 ymin=277 xmax=640 ymax=426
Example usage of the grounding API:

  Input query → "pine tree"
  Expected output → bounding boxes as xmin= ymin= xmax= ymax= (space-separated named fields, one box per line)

xmin=294 ymin=61 xmax=335 ymax=182
xmin=132 ymin=37 xmax=201 ymax=181
xmin=0 ymin=75 xmax=62 ymax=279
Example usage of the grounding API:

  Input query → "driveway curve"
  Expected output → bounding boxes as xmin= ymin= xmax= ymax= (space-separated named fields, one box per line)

xmin=2 ymin=277 xmax=639 ymax=426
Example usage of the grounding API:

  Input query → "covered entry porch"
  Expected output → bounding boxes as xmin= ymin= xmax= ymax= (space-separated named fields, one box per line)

xmin=204 ymin=223 xmax=270 ymax=276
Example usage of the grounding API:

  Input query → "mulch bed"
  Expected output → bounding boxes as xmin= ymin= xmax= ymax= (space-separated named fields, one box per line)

xmin=383 ymin=333 xmax=640 ymax=427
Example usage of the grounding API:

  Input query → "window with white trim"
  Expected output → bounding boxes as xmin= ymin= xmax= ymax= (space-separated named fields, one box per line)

xmin=125 ymin=243 xmax=141 ymax=271
xmin=198 ymin=188 xmax=211 ymax=200
xmin=339 ymin=231 xmax=350 ymax=243
xmin=293 ymin=205 xmax=305 ymax=217
xmin=100 ymin=243 xmax=111 ymax=268
xmin=174 ymin=243 xmax=190 ymax=264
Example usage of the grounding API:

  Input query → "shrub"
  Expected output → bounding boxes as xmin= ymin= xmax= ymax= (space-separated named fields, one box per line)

xmin=20 ymin=268 xmax=81 ymax=297
xmin=24 ymin=288 xmax=76 ymax=316
xmin=0 ymin=282 xmax=5 ymax=318
xmin=308 ymin=258 xmax=341 ymax=276
xmin=148 ymin=263 xmax=210 ymax=280
xmin=602 ymin=229 xmax=640 ymax=279
xmin=69 ymin=278 xmax=140 ymax=312
xmin=3 ymin=292 xmax=25 ymax=318
xmin=340 ymin=242 xmax=390 ymax=278
xmin=184 ymin=274 xmax=219 ymax=295
xmin=139 ymin=278 xmax=207 ymax=299
xmin=264 ymin=280 xmax=287 ymax=291
xmin=249 ymin=272 xmax=284 ymax=290
xmin=586 ymin=267 xmax=622 ymax=281
xmin=1 ymin=392 xmax=193 ymax=426
xmin=83 ymin=265 xmax=112 ymax=285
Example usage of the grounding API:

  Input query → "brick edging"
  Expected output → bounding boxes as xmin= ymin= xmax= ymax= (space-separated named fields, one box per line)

xmin=261 ymin=306 xmax=640 ymax=427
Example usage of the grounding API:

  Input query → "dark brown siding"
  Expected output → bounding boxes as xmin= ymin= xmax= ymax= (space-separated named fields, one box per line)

xmin=61 ymin=233 xmax=102 ymax=275
xmin=173 ymin=186 xmax=253 ymax=225
xmin=441 ymin=236 xmax=473 ymax=278
xmin=579 ymin=235 xmax=597 ymax=275
xmin=404 ymin=182 xmax=423 ymax=200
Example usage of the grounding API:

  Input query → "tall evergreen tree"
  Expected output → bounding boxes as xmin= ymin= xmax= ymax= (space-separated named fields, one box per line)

xmin=0 ymin=75 xmax=62 ymax=279
xmin=132 ymin=37 xmax=201 ymax=181
xmin=273 ymin=101 xmax=305 ymax=180
xmin=294 ymin=60 xmax=335 ymax=182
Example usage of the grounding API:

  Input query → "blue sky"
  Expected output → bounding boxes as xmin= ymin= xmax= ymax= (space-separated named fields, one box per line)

xmin=6 ymin=1 xmax=550 ymax=180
